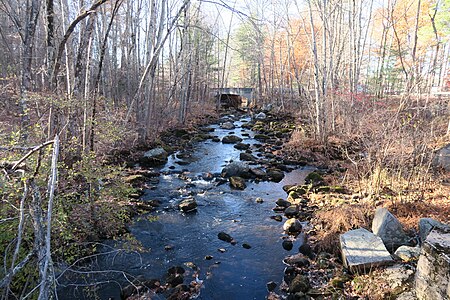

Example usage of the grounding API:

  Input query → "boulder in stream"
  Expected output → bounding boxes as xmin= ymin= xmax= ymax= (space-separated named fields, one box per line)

xmin=220 ymin=121 xmax=235 ymax=130
xmin=221 ymin=162 xmax=251 ymax=178
xmin=283 ymin=218 xmax=302 ymax=234
xmin=222 ymin=135 xmax=243 ymax=144
xmin=229 ymin=176 xmax=246 ymax=190
xmin=140 ymin=147 xmax=168 ymax=167
xmin=178 ymin=198 xmax=198 ymax=213
xmin=218 ymin=232 xmax=234 ymax=243
xmin=267 ymin=168 xmax=284 ymax=182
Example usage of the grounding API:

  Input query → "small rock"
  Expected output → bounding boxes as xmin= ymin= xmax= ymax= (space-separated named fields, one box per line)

xmin=242 ymin=243 xmax=252 ymax=249
xmin=289 ymin=274 xmax=310 ymax=293
xmin=165 ymin=245 xmax=174 ymax=251
xmin=218 ymin=232 xmax=234 ymax=243
xmin=267 ymin=168 xmax=284 ymax=182
xmin=220 ymin=121 xmax=235 ymax=129
xmin=271 ymin=215 xmax=283 ymax=222
xmin=283 ymin=218 xmax=303 ymax=234
xmin=267 ymin=281 xmax=277 ymax=292
xmin=283 ymin=254 xmax=310 ymax=267
xmin=178 ymin=198 xmax=198 ymax=213
xmin=276 ymin=199 xmax=291 ymax=208
xmin=284 ymin=205 xmax=299 ymax=218
xmin=255 ymin=112 xmax=267 ymax=120
xmin=240 ymin=152 xmax=256 ymax=161
xmin=256 ymin=197 xmax=264 ymax=203
xmin=282 ymin=240 xmax=293 ymax=251
xmin=218 ymin=248 xmax=226 ymax=253
xmin=250 ymin=168 xmax=267 ymax=178
xmin=394 ymin=245 xmax=421 ymax=261
xmin=304 ymin=171 xmax=324 ymax=185
xmin=229 ymin=176 xmax=246 ymax=190
xmin=418 ymin=218 xmax=449 ymax=243
xmin=234 ymin=143 xmax=250 ymax=150
xmin=205 ymin=255 xmax=213 ymax=260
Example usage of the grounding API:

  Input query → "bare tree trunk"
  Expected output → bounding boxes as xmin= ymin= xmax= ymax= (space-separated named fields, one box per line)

xmin=20 ymin=0 xmax=42 ymax=141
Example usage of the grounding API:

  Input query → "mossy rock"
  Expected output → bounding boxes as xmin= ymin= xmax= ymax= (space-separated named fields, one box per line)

xmin=123 ymin=174 xmax=146 ymax=184
xmin=254 ymin=134 xmax=271 ymax=141
xmin=329 ymin=275 xmax=352 ymax=289
xmin=304 ymin=171 xmax=323 ymax=184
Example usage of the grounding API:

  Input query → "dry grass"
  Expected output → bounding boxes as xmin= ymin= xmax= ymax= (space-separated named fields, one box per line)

xmin=311 ymin=203 xmax=374 ymax=256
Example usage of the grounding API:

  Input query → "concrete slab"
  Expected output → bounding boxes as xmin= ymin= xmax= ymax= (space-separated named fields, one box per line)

xmin=340 ymin=228 xmax=393 ymax=273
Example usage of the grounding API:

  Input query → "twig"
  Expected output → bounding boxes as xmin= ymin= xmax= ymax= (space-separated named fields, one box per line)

xmin=0 ymin=251 xmax=34 ymax=289
xmin=11 ymin=140 xmax=55 ymax=171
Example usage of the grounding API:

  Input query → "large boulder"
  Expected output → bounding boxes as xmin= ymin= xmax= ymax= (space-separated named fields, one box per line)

xmin=222 ymin=135 xmax=243 ymax=144
xmin=433 ymin=143 xmax=450 ymax=171
xmin=221 ymin=162 xmax=251 ymax=178
xmin=419 ymin=218 xmax=450 ymax=243
xmin=372 ymin=208 xmax=410 ymax=252
xmin=415 ymin=228 xmax=450 ymax=300
xmin=267 ymin=168 xmax=285 ymax=182
xmin=340 ymin=228 xmax=393 ymax=273
xmin=220 ymin=121 xmax=235 ymax=130
xmin=140 ymin=147 xmax=168 ymax=167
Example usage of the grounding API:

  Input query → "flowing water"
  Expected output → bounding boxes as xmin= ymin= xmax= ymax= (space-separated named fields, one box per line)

xmin=58 ymin=115 xmax=313 ymax=300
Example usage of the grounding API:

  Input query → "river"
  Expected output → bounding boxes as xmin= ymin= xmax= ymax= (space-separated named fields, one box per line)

xmin=58 ymin=114 xmax=313 ymax=300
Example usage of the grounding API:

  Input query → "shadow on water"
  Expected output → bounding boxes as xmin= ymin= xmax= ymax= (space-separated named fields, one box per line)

xmin=57 ymin=116 xmax=314 ymax=300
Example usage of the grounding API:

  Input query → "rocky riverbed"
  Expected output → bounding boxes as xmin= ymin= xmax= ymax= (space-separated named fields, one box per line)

xmin=57 ymin=110 xmax=450 ymax=300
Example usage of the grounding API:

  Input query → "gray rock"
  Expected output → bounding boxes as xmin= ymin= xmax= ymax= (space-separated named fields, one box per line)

xmin=178 ymin=198 xmax=197 ymax=212
xmin=394 ymin=245 xmax=421 ymax=261
xmin=283 ymin=218 xmax=302 ymax=234
xmin=433 ymin=143 xmax=450 ymax=171
xmin=282 ymin=240 xmax=293 ymax=251
xmin=382 ymin=265 xmax=415 ymax=290
xmin=234 ymin=143 xmax=250 ymax=150
xmin=218 ymin=232 xmax=234 ymax=243
xmin=222 ymin=135 xmax=243 ymax=144
xmin=276 ymin=199 xmax=291 ymax=208
xmin=141 ymin=147 xmax=168 ymax=166
xmin=372 ymin=208 xmax=410 ymax=252
xmin=284 ymin=205 xmax=299 ymax=218
xmin=396 ymin=291 xmax=417 ymax=300
xmin=283 ymin=253 xmax=310 ymax=267
xmin=250 ymin=168 xmax=267 ymax=179
xmin=289 ymin=274 xmax=310 ymax=293
xmin=419 ymin=218 xmax=449 ymax=243
xmin=267 ymin=168 xmax=285 ymax=182
xmin=340 ymin=228 xmax=393 ymax=273
xmin=240 ymin=152 xmax=256 ymax=161
xmin=255 ymin=112 xmax=267 ymax=120
xmin=415 ymin=228 xmax=450 ymax=300
xmin=220 ymin=121 xmax=235 ymax=130
xmin=229 ymin=176 xmax=246 ymax=190
xmin=221 ymin=162 xmax=250 ymax=178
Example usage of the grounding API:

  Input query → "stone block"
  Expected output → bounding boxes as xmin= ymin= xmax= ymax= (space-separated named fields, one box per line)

xmin=340 ymin=228 xmax=393 ymax=273
xmin=372 ymin=208 xmax=410 ymax=252
xmin=415 ymin=228 xmax=450 ymax=300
